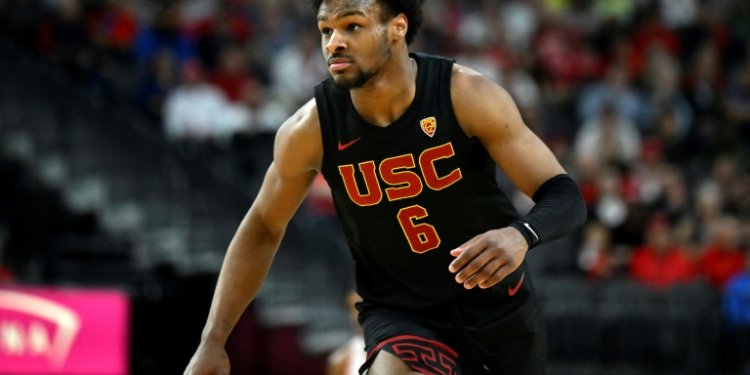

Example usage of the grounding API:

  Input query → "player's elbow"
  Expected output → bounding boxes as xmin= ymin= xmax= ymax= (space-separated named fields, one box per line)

xmin=239 ymin=208 xmax=288 ymax=249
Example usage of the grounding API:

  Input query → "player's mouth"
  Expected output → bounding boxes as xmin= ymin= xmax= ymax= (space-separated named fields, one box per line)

xmin=328 ymin=57 xmax=353 ymax=72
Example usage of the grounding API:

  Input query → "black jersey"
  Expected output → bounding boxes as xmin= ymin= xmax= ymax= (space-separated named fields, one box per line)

xmin=315 ymin=53 xmax=528 ymax=309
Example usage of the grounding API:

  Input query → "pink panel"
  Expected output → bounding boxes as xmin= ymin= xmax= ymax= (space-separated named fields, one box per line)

xmin=0 ymin=287 xmax=129 ymax=375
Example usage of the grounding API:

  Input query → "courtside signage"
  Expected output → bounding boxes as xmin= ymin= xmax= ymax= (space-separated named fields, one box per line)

xmin=0 ymin=288 xmax=129 ymax=375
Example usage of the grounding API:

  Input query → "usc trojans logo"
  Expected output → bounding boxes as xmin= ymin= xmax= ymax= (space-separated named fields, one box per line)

xmin=419 ymin=117 xmax=437 ymax=137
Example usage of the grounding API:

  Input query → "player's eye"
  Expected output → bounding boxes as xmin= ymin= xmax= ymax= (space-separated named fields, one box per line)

xmin=320 ymin=27 xmax=332 ymax=36
xmin=347 ymin=24 xmax=361 ymax=31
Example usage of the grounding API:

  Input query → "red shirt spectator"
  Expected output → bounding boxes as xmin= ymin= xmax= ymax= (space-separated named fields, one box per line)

xmin=627 ymin=7 xmax=680 ymax=77
xmin=630 ymin=214 xmax=695 ymax=289
xmin=210 ymin=45 xmax=253 ymax=102
xmin=698 ymin=245 xmax=745 ymax=289
xmin=630 ymin=246 xmax=695 ymax=289
xmin=697 ymin=216 xmax=746 ymax=289
xmin=535 ymin=22 xmax=603 ymax=86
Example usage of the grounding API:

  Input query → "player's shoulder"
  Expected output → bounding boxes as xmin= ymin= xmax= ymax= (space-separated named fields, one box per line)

xmin=450 ymin=62 xmax=509 ymax=100
xmin=277 ymin=98 xmax=320 ymax=139
xmin=281 ymin=99 xmax=320 ymax=130
xmin=448 ymin=62 xmax=520 ymax=137
xmin=274 ymin=98 xmax=323 ymax=171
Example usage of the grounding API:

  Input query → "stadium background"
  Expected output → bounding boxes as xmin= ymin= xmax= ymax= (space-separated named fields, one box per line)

xmin=1 ymin=0 xmax=749 ymax=374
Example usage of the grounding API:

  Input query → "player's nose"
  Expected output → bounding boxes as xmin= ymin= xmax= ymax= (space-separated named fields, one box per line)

xmin=325 ymin=30 xmax=346 ymax=54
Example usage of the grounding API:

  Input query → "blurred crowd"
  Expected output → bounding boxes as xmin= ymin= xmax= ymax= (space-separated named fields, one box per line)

xmin=3 ymin=0 xmax=750 ymax=352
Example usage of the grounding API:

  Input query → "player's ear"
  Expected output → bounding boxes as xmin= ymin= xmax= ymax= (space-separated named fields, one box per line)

xmin=389 ymin=13 xmax=408 ymax=41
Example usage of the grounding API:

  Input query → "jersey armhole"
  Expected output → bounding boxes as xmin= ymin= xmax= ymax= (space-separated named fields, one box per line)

xmin=314 ymin=82 xmax=335 ymax=178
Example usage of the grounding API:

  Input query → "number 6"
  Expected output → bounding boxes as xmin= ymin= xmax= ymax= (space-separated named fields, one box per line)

xmin=397 ymin=205 xmax=441 ymax=254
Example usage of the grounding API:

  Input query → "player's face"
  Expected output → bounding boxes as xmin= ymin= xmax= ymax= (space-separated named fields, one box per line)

xmin=317 ymin=0 xmax=393 ymax=89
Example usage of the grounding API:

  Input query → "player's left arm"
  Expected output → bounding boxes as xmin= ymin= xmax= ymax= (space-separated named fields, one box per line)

xmin=448 ymin=64 xmax=586 ymax=289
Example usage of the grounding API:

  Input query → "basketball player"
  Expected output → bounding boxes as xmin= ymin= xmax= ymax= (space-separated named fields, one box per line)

xmin=184 ymin=0 xmax=586 ymax=374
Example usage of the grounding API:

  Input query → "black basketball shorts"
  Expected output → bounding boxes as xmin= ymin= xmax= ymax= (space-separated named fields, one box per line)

xmin=356 ymin=286 xmax=546 ymax=374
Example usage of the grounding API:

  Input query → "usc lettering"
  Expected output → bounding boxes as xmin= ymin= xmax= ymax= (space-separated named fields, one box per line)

xmin=337 ymin=142 xmax=462 ymax=253
xmin=338 ymin=161 xmax=382 ymax=206
xmin=380 ymin=154 xmax=423 ymax=202
xmin=420 ymin=143 xmax=462 ymax=191
xmin=338 ymin=142 xmax=462 ymax=205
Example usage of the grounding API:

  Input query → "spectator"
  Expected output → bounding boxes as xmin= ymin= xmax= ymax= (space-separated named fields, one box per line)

xmin=651 ymin=109 xmax=691 ymax=164
xmin=631 ymin=137 xmax=670 ymax=207
xmin=588 ymin=165 xmax=629 ymax=230
xmin=577 ymin=62 xmax=645 ymax=126
xmin=190 ymin=2 xmax=252 ymax=71
xmin=692 ymin=179 xmax=724 ymax=245
xmin=711 ymin=154 xmax=741 ymax=210
xmin=697 ymin=216 xmax=746 ymax=289
xmin=641 ymin=50 xmax=694 ymax=139
xmin=456 ymin=43 xmax=503 ymax=85
xmin=535 ymin=17 xmax=602 ymax=88
xmin=162 ymin=60 xmax=227 ymax=144
xmin=218 ymin=76 xmax=289 ymax=173
xmin=210 ymin=44 xmax=254 ymax=102
xmin=456 ymin=2 xmax=494 ymax=49
xmin=650 ymin=167 xmax=693 ymax=243
xmin=137 ymin=49 xmax=179 ymax=119
xmin=219 ymin=76 xmax=289 ymax=138
xmin=269 ymin=31 xmax=327 ymax=110
xmin=498 ymin=0 xmax=539 ymax=53
xmin=627 ymin=3 xmax=681 ymax=78
xmin=578 ymin=221 xmax=618 ymax=280
xmin=506 ymin=63 xmax=550 ymax=143
xmin=630 ymin=214 xmax=696 ymax=289
xmin=133 ymin=3 xmax=195 ymax=68
xmin=683 ymin=41 xmax=724 ymax=121
xmin=574 ymin=103 xmax=642 ymax=167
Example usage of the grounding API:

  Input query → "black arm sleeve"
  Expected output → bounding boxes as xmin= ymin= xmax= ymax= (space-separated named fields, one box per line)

xmin=509 ymin=174 xmax=587 ymax=249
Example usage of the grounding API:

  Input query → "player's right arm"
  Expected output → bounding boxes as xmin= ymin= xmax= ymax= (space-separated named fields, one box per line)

xmin=184 ymin=99 xmax=323 ymax=375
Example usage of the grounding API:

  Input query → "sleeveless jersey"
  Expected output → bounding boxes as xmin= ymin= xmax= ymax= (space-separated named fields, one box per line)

xmin=315 ymin=53 xmax=527 ymax=309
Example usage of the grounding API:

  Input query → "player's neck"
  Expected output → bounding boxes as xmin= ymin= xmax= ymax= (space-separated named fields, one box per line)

xmin=349 ymin=53 xmax=417 ymax=127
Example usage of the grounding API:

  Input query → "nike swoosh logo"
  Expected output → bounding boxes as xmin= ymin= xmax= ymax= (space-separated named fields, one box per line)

xmin=508 ymin=272 xmax=525 ymax=297
xmin=337 ymin=137 xmax=362 ymax=151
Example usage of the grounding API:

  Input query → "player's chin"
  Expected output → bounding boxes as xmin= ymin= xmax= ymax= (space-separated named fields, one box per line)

xmin=331 ymin=75 xmax=358 ymax=90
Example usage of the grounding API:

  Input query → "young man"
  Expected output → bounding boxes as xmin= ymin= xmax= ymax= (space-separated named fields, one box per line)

xmin=184 ymin=0 xmax=586 ymax=374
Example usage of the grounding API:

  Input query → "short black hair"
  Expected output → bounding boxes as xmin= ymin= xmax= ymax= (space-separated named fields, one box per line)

xmin=311 ymin=0 xmax=424 ymax=45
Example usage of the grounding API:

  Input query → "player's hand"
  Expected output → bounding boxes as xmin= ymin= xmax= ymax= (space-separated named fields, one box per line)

xmin=184 ymin=341 xmax=231 ymax=375
xmin=448 ymin=227 xmax=528 ymax=289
